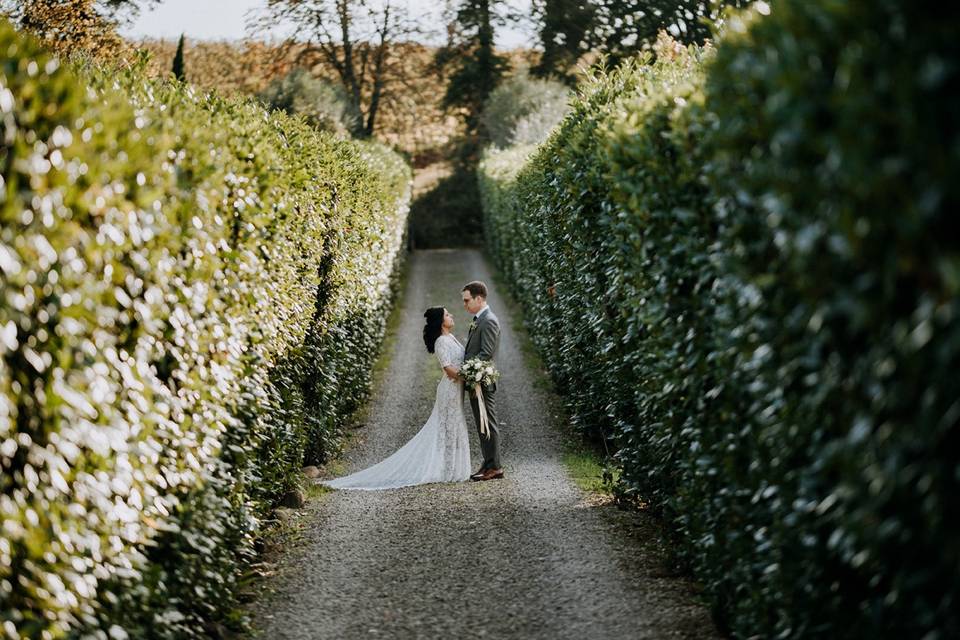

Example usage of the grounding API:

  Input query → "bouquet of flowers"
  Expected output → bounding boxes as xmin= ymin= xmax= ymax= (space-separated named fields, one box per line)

xmin=459 ymin=358 xmax=500 ymax=439
xmin=459 ymin=357 xmax=500 ymax=390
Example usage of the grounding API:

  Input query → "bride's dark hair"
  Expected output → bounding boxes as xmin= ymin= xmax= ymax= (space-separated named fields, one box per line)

xmin=423 ymin=307 xmax=445 ymax=353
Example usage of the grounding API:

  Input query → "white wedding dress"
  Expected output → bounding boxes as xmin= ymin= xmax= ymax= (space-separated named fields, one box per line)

xmin=320 ymin=334 xmax=472 ymax=490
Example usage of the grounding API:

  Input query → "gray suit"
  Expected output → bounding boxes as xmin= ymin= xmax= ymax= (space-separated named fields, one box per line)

xmin=464 ymin=307 xmax=501 ymax=470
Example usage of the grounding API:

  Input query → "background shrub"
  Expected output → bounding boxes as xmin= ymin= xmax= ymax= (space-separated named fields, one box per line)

xmin=480 ymin=70 xmax=571 ymax=148
xmin=0 ymin=21 xmax=410 ymax=638
xmin=257 ymin=68 xmax=363 ymax=136
xmin=480 ymin=4 xmax=959 ymax=637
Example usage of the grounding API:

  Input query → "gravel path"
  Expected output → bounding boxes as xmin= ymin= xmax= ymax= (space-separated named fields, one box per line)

xmin=247 ymin=249 xmax=720 ymax=639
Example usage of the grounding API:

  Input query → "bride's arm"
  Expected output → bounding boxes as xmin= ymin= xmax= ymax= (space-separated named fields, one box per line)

xmin=443 ymin=364 xmax=460 ymax=381
xmin=436 ymin=337 xmax=461 ymax=380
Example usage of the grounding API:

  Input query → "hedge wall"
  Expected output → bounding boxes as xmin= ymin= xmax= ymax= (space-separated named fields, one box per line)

xmin=480 ymin=2 xmax=958 ymax=637
xmin=0 ymin=22 xmax=410 ymax=639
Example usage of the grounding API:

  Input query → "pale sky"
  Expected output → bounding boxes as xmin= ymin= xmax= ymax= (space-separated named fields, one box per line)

xmin=121 ymin=0 xmax=537 ymax=49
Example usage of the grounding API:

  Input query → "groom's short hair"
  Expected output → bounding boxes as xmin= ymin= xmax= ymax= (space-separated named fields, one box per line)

xmin=462 ymin=281 xmax=488 ymax=299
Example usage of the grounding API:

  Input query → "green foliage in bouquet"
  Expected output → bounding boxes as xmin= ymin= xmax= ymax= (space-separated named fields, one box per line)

xmin=479 ymin=1 xmax=959 ymax=636
xmin=0 ymin=21 xmax=410 ymax=639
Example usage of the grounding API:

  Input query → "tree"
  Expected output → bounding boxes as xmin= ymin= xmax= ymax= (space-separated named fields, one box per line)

xmin=529 ymin=0 xmax=758 ymax=75
xmin=1 ymin=0 xmax=155 ymax=21
xmin=95 ymin=0 xmax=157 ymax=19
xmin=1 ymin=0 xmax=157 ymax=58
xmin=172 ymin=33 xmax=186 ymax=81
xmin=588 ymin=0 xmax=757 ymax=63
xmin=531 ymin=0 xmax=594 ymax=81
xmin=251 ymin=0 xmax=421 ymax=138
xmin=434 ymin=0 xmax=510 ymax=135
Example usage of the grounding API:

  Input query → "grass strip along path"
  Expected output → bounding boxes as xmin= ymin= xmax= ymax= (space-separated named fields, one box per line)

xmin=247 ymin=249 xmax=718 ymax=639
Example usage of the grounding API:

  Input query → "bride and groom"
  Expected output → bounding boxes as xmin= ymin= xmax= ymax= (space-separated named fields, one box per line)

xmin=321 ymin=281 xmax=503 ymax=490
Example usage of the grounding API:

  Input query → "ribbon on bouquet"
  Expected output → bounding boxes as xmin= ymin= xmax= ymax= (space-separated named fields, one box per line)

xmin=474 ymin=385 xmax=491 ymax=440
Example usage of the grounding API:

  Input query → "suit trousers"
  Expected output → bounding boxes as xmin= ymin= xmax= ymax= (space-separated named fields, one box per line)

xmin=468 ymin=383 xmax=500 ymax=470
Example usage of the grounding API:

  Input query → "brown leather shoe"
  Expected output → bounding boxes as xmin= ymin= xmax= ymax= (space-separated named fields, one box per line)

xmin=479 ymin=468 xmax=504 ymax=481
xmin=470 ymin=469 xmax=486 ymax=481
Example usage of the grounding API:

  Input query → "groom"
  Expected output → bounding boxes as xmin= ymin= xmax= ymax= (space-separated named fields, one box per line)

xmin=461 ymin=281 xmax=504 ymax=481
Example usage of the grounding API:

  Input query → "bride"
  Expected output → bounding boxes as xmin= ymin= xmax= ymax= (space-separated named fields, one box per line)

xmin=319 ymin=307 xmax=471 ymax=490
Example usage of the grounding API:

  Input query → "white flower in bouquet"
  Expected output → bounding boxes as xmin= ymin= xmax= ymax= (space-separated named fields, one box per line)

xmin=461 ymin=357 xmax=499 ymax=390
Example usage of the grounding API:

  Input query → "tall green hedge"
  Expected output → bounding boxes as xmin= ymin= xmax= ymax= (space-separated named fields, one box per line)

xmin=480 ymin=3 xmax=958 ymax=637
xmin=0 ymin=22 xmax=410 ymax=638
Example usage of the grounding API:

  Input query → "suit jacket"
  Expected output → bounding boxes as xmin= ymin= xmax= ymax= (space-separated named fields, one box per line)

xmin=464 ymin=308 xmax=500 ymax=389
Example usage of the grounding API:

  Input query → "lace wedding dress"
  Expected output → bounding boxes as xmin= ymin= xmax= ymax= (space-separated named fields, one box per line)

xmin=320 ymin=334 xmax=471 ymax=490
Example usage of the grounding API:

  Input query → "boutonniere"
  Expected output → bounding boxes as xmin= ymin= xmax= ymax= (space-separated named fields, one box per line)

xmin=469 ymin=320 xmax=478 ymax=332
